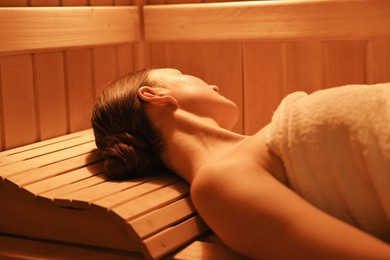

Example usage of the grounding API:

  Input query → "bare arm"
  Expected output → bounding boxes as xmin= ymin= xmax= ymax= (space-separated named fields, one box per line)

xmin=190 ymin=162 xmax=390 ymax=259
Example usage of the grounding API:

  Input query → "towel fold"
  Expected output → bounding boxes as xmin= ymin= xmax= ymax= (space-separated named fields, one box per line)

xmin=267 ymin=83 xmax=390 ymax=241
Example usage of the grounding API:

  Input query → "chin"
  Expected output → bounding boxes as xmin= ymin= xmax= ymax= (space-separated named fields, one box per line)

xmin=220 ymin=102 xmax=239 ymax=130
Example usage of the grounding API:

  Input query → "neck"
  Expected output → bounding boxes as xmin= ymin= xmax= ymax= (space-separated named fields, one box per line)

xmin=156 ymin=110 xmax=245 ymax=183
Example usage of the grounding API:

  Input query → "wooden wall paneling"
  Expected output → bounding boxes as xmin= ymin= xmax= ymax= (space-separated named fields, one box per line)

xmin=92 ymin=46 xmax=118 ymax=96
xmin=33 ymin=52 xmax=67 ymax=140
xmin=62 ymin=0 xmax=93 ymax=133
xmin=206 ymin=43 xmax=243 ymax=134
xmin=115 ymin=0 xmax=132 ymax=5
xmin=283 ymin=41 xmax=323 ymax=94
xmin=0 ymin=61 xmax=3 ymax=151
xmin=65 ymin=50 xmax=94 ymax=132
xmin=367 ymin=38 xmax=390 ymax=84
xmin=62 ymin=0 xmax=88 ymax=5
xmin=144 ymin=0 xmax=390 ymax=42
xmin=323 ymin=41 xmax=366 ymax=88
xmin=165 ymin=43 xmax=207 ymax=81
xmin=0 ymin=0 xmax=28 ymax=6
xmin=116 ymin=44 xmax=135 ymax=76
xmin=147 ymin=0 xmax=165 ymax=4
xmin=243 ymin=42 xmax=284 ymax=135
xmin=30 ymin=0 xmax=61 ymax=6
xmin=89 ymin=0 xmax=114 ymax=5
xmin=150 ymin=43 xmax=168 ymax=69
xmin=0 ymin=55 xmax=38 ymax=149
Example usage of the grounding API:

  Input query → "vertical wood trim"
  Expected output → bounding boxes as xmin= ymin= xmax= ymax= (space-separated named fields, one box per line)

xmin=92 ymin=46 xmax=118 ymax=95
xmin=116 ymin=44 xmax=135 ymax=76
xmin=367 ymin=38 xmax=390 ymax=84
xmin=206 ymin=43 xmax=243 ymax=134
xmin=165 ymin=43 xmax=207 ymax=80
xmin=323 ymin=40 xmax=366 ymax=88
xmin=63 ymin=0 xmax=94 ymax=133
xmin=0 ymin=55 xmax=38 ymax=149
xmin=243 ymin=42 xmax=284 ymax=135
xmin=33 ymin=52 xmax=68 ymax=140
xmin=0 ymin=62 xmax=4 ymax=150
xmin=283 ymin=41 xmax=323 ymax=94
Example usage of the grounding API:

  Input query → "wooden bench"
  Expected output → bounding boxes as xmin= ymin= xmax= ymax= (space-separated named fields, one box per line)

xmin=0 ymin=129 xmax=243 ymax=259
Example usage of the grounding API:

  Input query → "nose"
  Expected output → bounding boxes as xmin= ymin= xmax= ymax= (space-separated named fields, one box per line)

xmin=211 ymin=85 xmax=220 ymax=93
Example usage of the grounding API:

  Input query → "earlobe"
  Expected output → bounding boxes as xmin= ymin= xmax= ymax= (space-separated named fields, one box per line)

xmin=138 ymin=86 xmax=177 ymax=107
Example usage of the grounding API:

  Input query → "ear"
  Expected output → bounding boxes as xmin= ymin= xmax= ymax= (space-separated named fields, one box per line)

xmin=137 ymin=86 xmax=177 ymax=107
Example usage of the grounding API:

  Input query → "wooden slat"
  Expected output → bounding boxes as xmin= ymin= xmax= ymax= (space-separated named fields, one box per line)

xmin=37 ymin=173 xmax=108 ymax=202
xmin=23 ymin=161 xmax=104 ymax=196
xmin=0 ymin=141 xmax=96 ymax=179
xmin=323 ymin=41 xmax=366 ymax=88
xmin=284 ymin=41 xmax=323 ymax=94
xmin=172 ymin=240 xmax=245 ymax=260
xmin=6 ymin=151 xmax=101 ymax=188
xmin=111 ymin=181 xmax=189 ymax=221
xmin=0 ymin=129 xmax=92 ymax=158
xmin=0 ymin=130 xmax=94 ymax=165
xmin=206 ymin=43 xmax=243 ymax=134
xmin=129 ymin=197 xmax=196 ymax=239
xmin=142 ymin=216 xmax=208 ymax=259
xmin=92 ymin=46 xmax=118 ymax=95
xmin=53 ymin=177 xmax=153 ymax=208
xmin=0 ymin=6 xmax=140 ymax=55
xmin=144 ymin=0 xmax=390 ymax=42
xmin=0 ymin=54 xmax=38 ymax=149
xmin=92 ymin=175 xmax=179 ymax=210
xmin=243 ymin=42 xmax=284 ymax=134
xmin=367 ymin=38 xmax=390 ymax=84
xmin=33 ymin=52 xmax=68 ymax=140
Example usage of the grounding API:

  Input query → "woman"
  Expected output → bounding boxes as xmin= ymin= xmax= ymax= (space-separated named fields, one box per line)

xmin=92 ymin=68 xmax=390 ymax=259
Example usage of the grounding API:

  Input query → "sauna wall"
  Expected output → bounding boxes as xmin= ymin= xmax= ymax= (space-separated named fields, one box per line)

xmin=1 ymin=0 xmax=390 ymax=152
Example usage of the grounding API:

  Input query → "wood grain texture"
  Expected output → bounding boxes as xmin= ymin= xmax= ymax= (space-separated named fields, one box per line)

xmin=367 ymin=38 xmax=390 ymax=84
xmin=144 ymin=0 xmax=390 ymax=42
xmin=0 ymin=6 xmax=140 ymax=54
xmin=0 ymin=54 xmax=38 ymax=149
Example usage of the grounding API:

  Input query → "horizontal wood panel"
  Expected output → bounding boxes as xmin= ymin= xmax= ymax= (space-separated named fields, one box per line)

xmin=144 ymin=0 xmax=390 ymax=42
xmin=0 ymin=6 xmax=140 ymax=54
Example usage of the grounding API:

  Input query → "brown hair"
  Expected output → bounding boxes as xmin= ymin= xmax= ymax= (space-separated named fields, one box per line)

xmin=91 ymin=69 xmax=169 ymax=180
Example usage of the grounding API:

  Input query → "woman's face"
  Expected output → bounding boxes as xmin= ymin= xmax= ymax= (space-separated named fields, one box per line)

xmin=148 ymin=68 xmax=239 ymax=130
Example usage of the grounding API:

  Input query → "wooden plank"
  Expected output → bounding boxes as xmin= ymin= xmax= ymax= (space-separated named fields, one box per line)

xmin=53 ymin=177 xmax=153 ymax=208
xmin=92 ymin=175 xmax=179 ymax=210
xmin=0 ymin=128 xmax=92 ymax=158
xmin=206 ymin=43 xmax=243 ymax=134
xmin=0 ymin=233 xmax=142 ymax=260
xmin=23 ymin=161 xmax=104 ymax=195
xmin=129 ymin=197 xmax=195 ymax=239
xmin=284 ymin=41 xmax=323 ymax=94
xmin=116 ymin=44 xmax=135 ymax=76
xmin=31 ymin=0 xmax=61 ymax=6
xmin=172 ymin=240 xmax=245 ymax=260
xmin=0 ymin=130 xmax=94 ymax=165
xmin=165 ymin=43 xmax=207 ymax=80
xmin=367 ymin=38 xmax=390 ymax=84
xmin=0 ymin=6 xmax=140 ymax=55
xmin=6 ymin=151 xmax=101 ymax=188
xmin=323 ymin=40 xmax=366 ymax=88
xmin=144 ymin=0 xmax=390 ymax=42
xmin=92 ymin=46 xmax=118 ymax=95
xmin=142 ymin=216 xmax=208 ymax=259
xmin=111 ymin=181 xmax=189 ymax=221
xmin=0 ymin=54 xmax=38 ymax=149
xmin=37 ymin=173 xmax=108 ymax=202
xmin=65 ymin=49 xmax=94 ymax=132
xmin=0 ymin=0 xmax=28 ymax=6
xmin=33 ymin=52 xmax=68 ymax=140
xmin=243 ymin=42 xmax=284 ymax=134
xmin=0 ymin=141 xmax=97 ymax=179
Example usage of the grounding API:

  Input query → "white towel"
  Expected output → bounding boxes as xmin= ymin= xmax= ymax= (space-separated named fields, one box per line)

xmin=267 ymin=83 xmax=390 ymax=241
